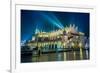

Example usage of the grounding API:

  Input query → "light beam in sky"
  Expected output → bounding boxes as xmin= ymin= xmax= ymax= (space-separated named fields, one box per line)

xmin=40 ymin=12 xmax=64 ymax=29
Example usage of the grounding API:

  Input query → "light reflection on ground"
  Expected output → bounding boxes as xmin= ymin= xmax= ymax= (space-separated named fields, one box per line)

xmin=21 ymin=49 xmax=89 ymax=63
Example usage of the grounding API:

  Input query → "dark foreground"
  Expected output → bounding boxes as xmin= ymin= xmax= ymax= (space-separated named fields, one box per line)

xmin=21 ymin=48 xmax=89 ymax=63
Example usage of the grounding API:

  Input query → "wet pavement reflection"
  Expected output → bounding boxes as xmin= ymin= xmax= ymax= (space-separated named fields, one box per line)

xmin=21 ymin=49 xmax=89 ymax=63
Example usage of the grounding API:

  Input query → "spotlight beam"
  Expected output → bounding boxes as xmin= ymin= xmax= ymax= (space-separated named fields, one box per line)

xmin=49 ymin=13 xmax=64 ymax=28
xmin=40 ymin=12 xmax=64 ymax=29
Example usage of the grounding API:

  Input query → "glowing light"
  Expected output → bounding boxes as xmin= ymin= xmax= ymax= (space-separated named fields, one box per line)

xmin=79 ymin=42 xmax=82 ymax=48
xmin=71 ymin=42 xmax=75 ymax=48
xmin=40 ymin=12 xmax=64 ymax=29
xmin=35 ymin=28 xmax=40 ymax=34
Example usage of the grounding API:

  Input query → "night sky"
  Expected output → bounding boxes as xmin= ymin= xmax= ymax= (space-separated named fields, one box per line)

xmin=21 ymin=10 xmax=90 ymax=42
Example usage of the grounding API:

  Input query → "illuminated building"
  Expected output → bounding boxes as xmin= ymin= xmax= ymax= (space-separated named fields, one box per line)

xmin=21 ymin=24 xmax=89 ymax=62
xmin=26 ymin=24 xmax=88 ymax=54
xmin=21 ymin=10 xmax=90 ymax=62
